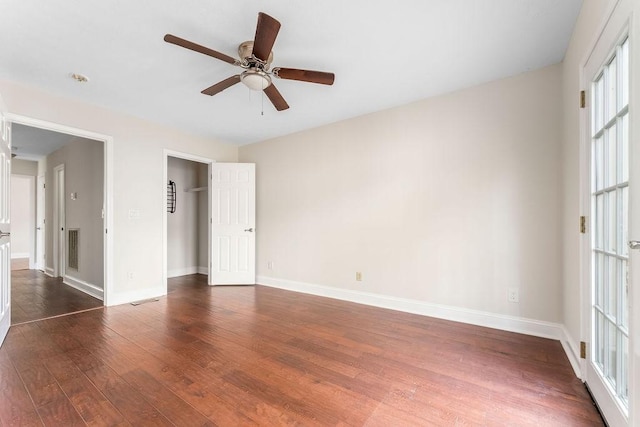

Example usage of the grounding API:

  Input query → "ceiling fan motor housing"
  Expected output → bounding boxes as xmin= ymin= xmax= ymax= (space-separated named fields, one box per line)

xmin=238 ymin=41 xmax=273 ymax=70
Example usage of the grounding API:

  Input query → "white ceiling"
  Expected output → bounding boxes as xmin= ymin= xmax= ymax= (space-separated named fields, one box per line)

xmin=12 ymin=123 xmax=75 ymax=160
xmin=0 ymin=0 xmax=583 ymax=145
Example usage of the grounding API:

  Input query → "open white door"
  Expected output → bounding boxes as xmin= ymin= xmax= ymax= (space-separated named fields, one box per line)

xmin=581 ymin=1 xmax=636 ymax=425
xmin=211 ymin=163 xmax=255 ymax=285
xmin=0 ymin=95 xmax=11 ymax=346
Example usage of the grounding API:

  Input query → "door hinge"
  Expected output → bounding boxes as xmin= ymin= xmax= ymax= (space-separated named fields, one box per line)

xmin=580 ymin=90 xmax=586 ymax=108
xmin=580 ymin=216 xmax=586 ymax=234
xmin=580 ymin=341 xmax=586 ymax=359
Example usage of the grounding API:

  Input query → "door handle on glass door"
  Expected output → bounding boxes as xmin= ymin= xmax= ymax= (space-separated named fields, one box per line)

xmin=629 ymin=241 xmax=640 ymax=250
xmin=244 ymin=228 xmax=253 ymax=232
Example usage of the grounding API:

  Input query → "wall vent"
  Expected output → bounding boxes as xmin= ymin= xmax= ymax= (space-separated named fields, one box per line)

xmin=68 ymin=229 xmax=79 ymax=270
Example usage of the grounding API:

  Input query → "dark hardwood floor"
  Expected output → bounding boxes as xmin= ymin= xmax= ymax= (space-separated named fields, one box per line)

xmin=0 ymin=274 xmax=603 ymax=426
xmin=11 ymin=269 xmax=103 ymax=325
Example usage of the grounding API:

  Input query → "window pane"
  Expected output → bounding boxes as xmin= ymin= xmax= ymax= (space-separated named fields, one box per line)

xmin=621 ymin=333 xmax=628 ymax=402
xmin=621 ymin=38 xmax=629 ymax=107
xmin=606 ymin=124 xmax=617 ymax=187
xmin=621 ymin=186 xmax=628 ymax=257
xmin=595 ymin=136 xmax=604 ymax=190
xmin=595 ymin=253 xmax=604 ymax=308
xmin=595 ymin=76 xmax=605 ymax=131
xmin=621 ymin=259 xmax=628 ymax=329
xmin=607 ymin=58 xmax=617 ymax=121
xmin=596 ymin=194 xmax=604 ymax=249
xmin=606 ymin=190 xmax=616 ymax=252
xmin=595 ymin=310 xmax=605 ymax=367
xmin=606 ymin=321 xmax=617 ymax=387
xmin=606 ymin=256 xmax=617 ymax=318
xmin=621 ymin=113 xmax=629 ymax=183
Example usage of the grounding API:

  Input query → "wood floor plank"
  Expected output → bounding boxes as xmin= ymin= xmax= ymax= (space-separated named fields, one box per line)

xmin=121 ymin=368 xmax=214 ymax=427
xmin=36 ymin=398 xmax=86 ymax=426
xmin=18 ymin=365 xmax=68 ymax=409
xmin=0 ymin=273 xmax=604 ymax=426
xmin=0 ymin=363 xmax=43 ymax=426
xmin=82 ymin=365 xmax=174 ymax=426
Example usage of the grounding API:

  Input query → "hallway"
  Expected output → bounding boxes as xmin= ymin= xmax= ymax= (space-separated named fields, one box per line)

xmin=11 ymin=269 xmax=103 ymax=325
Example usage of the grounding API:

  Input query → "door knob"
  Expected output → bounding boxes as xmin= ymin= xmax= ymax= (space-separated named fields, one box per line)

xmin=629 ymin=241 xmax=640 ymax=250
xmin=0 ymin=231 xmax=10 ymax=238
xmin=244 ymin=228 xmax=254 ymax=232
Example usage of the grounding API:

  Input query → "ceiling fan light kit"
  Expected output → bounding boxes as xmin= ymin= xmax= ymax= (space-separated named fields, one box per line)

xmin=240 ymin=70 xmax=272 ymax=91
xmin=164 ymin=12 xmax=335 ymax=111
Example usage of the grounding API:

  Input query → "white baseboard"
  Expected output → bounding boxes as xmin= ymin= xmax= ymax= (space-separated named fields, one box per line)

xmin=197 ymin=266 xmax=208 ymax=275
xmin=11 ymin=252 xmax=29 ymax=259
xmin=106 ymin=286 xmax=166 ymax=307
xmin=167 ymin=266 xmax=201 ymax=278
xmin=63 ymin=275 xmax=104 ymax=301
xmin=0 ymin=306 xmax=10 ymax=346
xmin=257 ymin=276 xmax=580 ymax=376
xmin=44 ymin=267 xmax=55 ymax=277
xmin=560 ymin=326 xmax=583 ymax=379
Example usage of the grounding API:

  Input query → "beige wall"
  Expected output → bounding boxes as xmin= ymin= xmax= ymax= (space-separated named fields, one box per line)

xmin=12 ymin=159 xmax=37 ymax=176
xmin=240 ymin=64 xmax=563 ymax=322
xmin=10 ymin=175 xmax=34 ymax=258
xmin=0 ymin=79 xmax=238 ymax=304
xmin=46 ymin=137 xmax=104 ymax=288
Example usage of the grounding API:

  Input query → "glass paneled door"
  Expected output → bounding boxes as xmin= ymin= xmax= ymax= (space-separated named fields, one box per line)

xmin=589 ymin=35 xmax=630 ymax=424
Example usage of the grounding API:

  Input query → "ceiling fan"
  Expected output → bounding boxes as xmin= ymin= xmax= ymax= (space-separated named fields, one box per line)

xmin=164 ymin=12 xmax=335 ymax=111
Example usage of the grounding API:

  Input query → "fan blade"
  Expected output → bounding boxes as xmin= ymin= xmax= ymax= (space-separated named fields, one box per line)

xmin=264 ymin=84 xmax=289 ymax=111
xmin=164 ymin=34 xmax=238 ymax=65
xmin=201 ymin=75 xmax=241 ymax=96
xmin=274 ymin=68 xmax=335 ymax=85
xmin=252 ymin=13 xmax=281 ymax=62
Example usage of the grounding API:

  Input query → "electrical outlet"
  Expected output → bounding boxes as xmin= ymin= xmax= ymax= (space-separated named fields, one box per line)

xmin=267 ymin=261 xmax=274 ymax=270
xmin=127 ymin=271 xmax=135 ymax=280
xmin=508 ymin=287 xmax=519 ymax=303
xmin=356 ymin=272 xmax=362 ymax=281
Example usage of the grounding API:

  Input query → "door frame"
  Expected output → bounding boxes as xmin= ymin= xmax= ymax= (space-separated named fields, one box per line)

xmin=36 ymin=174 xmax=45 ymax=271
xmin=162 ymin=149 xmax=214 ymax=288
xmin=7 ymin=114 xmax=114 ymax=305
xmin=53 ymin=164 xmax=65 ymax=278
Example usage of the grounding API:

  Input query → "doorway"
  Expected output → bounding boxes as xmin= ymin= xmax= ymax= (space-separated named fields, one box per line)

xmin=163 ymin=150 xmax=213 ymax=290
xmin=8 ymin=118 xmax=112 ymax=323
